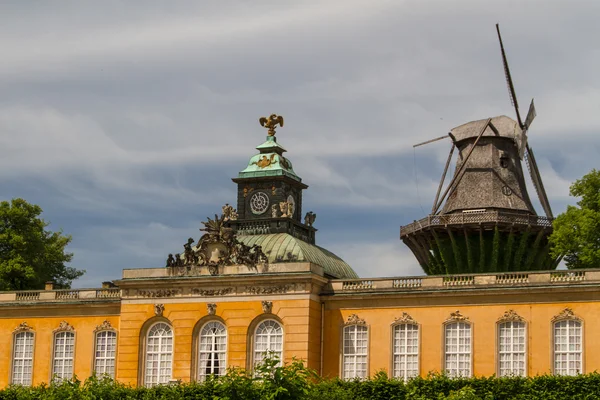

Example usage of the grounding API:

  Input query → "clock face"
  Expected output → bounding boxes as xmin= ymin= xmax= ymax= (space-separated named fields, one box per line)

xmin=287 ymin=195 xmax=295 ymax=217
xmin=250 ymin=191 xmax=270 ymax=215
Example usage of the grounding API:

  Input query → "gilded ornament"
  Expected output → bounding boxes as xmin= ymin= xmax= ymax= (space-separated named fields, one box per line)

xmin=259 ymin=114 xmax=284 ymax=136
xmin=222 ymin=204 xmax=238 ymax=221
xmin=253 ymin=154 xmax=277 ymax=168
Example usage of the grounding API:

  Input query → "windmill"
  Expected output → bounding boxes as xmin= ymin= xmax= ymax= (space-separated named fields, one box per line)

xmin=496 ymin=23 xmax=553 ymax=219
xmin=400 ymin=25 xmax=559 ymax=275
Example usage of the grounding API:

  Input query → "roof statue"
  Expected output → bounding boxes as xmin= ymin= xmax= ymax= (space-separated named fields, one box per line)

xmin=400 ymin=25 xmax=559 ymax=275
xmin=259 ymin=114 xmax=284 ymax=136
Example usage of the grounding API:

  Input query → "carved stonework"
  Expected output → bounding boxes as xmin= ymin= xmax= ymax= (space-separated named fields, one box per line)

xmin=222 ymin=204 xmax=238 ymax=221
xmin=192 ymin=287 xmax=234 ymax=297
xmin=498 ymin=310 xmax=525 ymax=323
xmin=245 ymin=285 xmax=293 ymax=295
xmin=445 ymin=310 xmax=469 ymax=323
xmin=54 ymin=320 xmax=75 ymax=333
xmin=304 ymin=211 xmax=316 ymax=227
xmin=94 ymin=320 xmax=114 ymax=332
xmin=154 ymin=304 xmax=165 ymax=317
xmin=552 ymin=308 xmax=581 ymax=323
xmin=262 ymin=301 xmax=273 ymax=314
xmin=138 ymin=289 xmax=180 ymax=298
xmin=394 ymin=312 xmax=417 ymax=325
xmin=207 ymin=303 xmax=217 ymax=315
xmin=166 ymin=213 xmax=268 ymax=272
xmin=345 ymin=314 xmax=366 ymax=326
xmin=13 ymin=321 xmax=33 ymax=333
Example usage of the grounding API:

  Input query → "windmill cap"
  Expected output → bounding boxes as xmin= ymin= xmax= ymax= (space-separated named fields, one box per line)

xmin=450 ymin=115 xmax=523 ymax=144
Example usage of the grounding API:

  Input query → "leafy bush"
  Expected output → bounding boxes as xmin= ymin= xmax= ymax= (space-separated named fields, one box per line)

xmin=2 ymin=357 xmax=600 ymax=400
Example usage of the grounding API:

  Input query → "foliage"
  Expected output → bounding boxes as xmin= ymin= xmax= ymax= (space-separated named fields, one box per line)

xmin=0 ymin=198 xmax=84 ymax=290
xmin=550 ymin=169 xmax=600 ymax=269
xmin=4 ymin=358 xmax=600 ymax=400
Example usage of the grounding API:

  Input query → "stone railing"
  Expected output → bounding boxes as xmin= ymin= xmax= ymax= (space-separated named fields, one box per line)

xmin=327 ymin=269 xmax=600 ymax=294
xmin=400 ymin=211 xmax=553 ymax=237
xmin=0 ymin=288 xmax=120 ymax=303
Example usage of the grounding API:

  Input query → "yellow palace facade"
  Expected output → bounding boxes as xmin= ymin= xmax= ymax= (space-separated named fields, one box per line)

xmin=0 ymin=118 xmax=597 ymax=388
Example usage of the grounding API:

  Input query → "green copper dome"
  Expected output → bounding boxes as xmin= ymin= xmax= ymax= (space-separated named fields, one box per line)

xmin=238 ymin=233 xmax=358 ymax=279
xmin=238 ymin=136 xmax=301 ymax=182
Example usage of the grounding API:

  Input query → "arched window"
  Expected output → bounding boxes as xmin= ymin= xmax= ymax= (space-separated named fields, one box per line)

xmin=342 ymin=314 xmax=368 ymax=380
xmin=198 ymin=321 xmax=227 ymax=381
xmin=52 ymin=331 xmax=75 ymax=380
xmin=253 ymin=319 xmax=283 ymax=367
xmin=392 ymin=323 xmax=419 ymax=380
xmin=444 ymin=321 xmax=471 ymax=378
xmin=12 ymin=330 xmax=34 ymax=385
xmin=553 ymin=318 xmax=582 ymax=375
xmin=94 ymin=330 xmax=117 ymax=378
xmin=498 ymin=319 xmax=526 ymax=377
xmin=144 ymin=322 xmax=173 ymax=387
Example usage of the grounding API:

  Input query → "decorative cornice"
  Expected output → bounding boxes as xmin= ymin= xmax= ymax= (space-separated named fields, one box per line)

xmin=192 ymin=287 xmax=234 ymax=297
xmin=154 ymin=303 xmax=165 ymax=317
xmin=53 ymin=320 xmax=75 ymax=333
xmin=138 ymin=289 xmax=180 ymax=298
xmin=261 ymin=300 xmax=273 ymax=314
xmin=345 ymin=313 xmax=366 ymax=326
xmin=552 ymin=307 xmax=581 ymax=323
xmin=497 ymin=310 xmax=525 ymax=324
xmin=13 ymin=321 xmax=34 ymax=334
xmin=394 ymin=312 xmax=417 ymax=325
xmin=207 ymin=303 xmax=217 ymax=315
xmin=445 ymin=310 xmax=469 ymax=323
xmin=94 ymin=320 xmax=114 ymax=332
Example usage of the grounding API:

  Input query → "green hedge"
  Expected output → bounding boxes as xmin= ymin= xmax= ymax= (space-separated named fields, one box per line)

xmin=2 ymin=358 xmax=600 ymax=400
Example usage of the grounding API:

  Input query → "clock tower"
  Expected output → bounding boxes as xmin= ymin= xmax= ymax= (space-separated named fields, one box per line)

xmin=228 ymin=114 xmax=316 ymax=244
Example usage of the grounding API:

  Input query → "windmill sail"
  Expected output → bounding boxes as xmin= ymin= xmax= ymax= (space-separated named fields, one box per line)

xmin=525 ymin=146 xmax=553 ymax=218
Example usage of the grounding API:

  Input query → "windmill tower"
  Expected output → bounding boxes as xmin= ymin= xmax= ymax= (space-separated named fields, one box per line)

xmin=400 ymin=25 xmax=559 ymax=275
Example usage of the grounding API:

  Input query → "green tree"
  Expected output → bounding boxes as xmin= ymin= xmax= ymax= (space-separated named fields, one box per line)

xmin=550 ymin=169 xmax=600 ymax=269
xmin=0 ymin=198 xmax=84 ymax=290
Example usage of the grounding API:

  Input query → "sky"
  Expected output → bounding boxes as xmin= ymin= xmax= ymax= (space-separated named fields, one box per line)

xmin=1 ymin=1 xmax=599 ymax=288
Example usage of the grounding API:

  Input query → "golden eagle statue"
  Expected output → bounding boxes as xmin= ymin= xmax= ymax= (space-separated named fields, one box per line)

xmin=259 ymin=114 xmax=284 ymax=136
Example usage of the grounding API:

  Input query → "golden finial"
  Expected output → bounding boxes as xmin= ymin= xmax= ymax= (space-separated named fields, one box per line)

xmin=259 ymin=114 xmax=284 ymax=136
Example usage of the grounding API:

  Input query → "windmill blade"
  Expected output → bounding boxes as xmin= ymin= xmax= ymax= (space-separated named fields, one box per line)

xmin=518 ymin=127 xmax=528 ymax=160
xmin=525 ymin=145 xmax=553 ymax=218
xmin=496 ymin=24 xmax=523 ymax=128
xmin=413 ymin=135 xmax=448 ymax=148
xmin=524 ymin=99 xmax=536 ymax=129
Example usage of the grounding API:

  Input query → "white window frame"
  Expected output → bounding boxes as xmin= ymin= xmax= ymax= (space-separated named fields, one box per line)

xmin=94 ymin=330 xmax=117 ymax=379
xmin=12 ymin=331 xmax=35 ymax=386
xmin=444 ymin=322 xmax=472 ymax=378
xmin=52 ymin=331 xmax=75 ymax=381
xmin=497 ymin=321 xmax=527 ymax=377
xmin=553 ymin=319 xmax=583 ymax=376
xmin=198 ymin=321 xmax=227 ymax=381
xmin=342 ymin=324 xmax=369 ymax=380
xmin=392 ymin=323 xmax=419 ymax=380
xmin=144 ymin=322 xmax=174 ymax=387
xmin=253 ymin=319 xmax=284 ymax=368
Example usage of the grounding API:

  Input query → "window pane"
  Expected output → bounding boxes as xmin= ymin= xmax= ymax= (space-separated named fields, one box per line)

xmin=392 ymin=324 xmax=419 ymax=380
xmin=342 ymin=324 xmax=368 ymax=379
xmin=145 ymin=323 xmax=173 ymax=387
xmin=554 ymin=320 xmax=582 ymax=376
xmin=52 ymin=332 xmax=75 ymax=381
xmin=94 ymin=331 xmax=117 ymax=378
xmin=198 ymin=321 xmax=227 ymax=381
xmin=444 ymin=323 xmax=471 ymax=378
xmin=498 ymin=321 xmax=526 ymax=377
xmin=254 ymin=320 xmax=283 ymax=369
xmin=12 ymin=332 xmax=34 ymax=386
